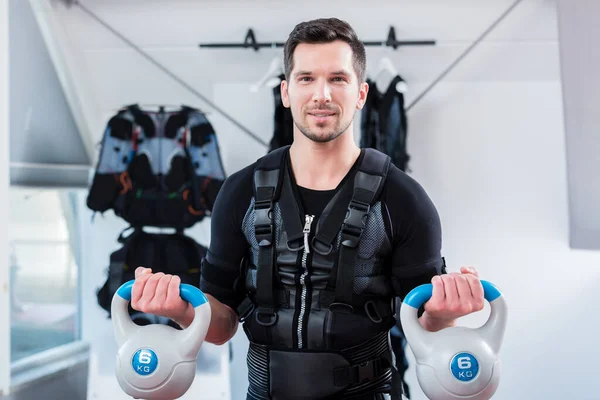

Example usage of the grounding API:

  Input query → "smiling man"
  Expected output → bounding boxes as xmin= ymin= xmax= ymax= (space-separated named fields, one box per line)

xmin=130 ymin=18 xmax=485 ymax=400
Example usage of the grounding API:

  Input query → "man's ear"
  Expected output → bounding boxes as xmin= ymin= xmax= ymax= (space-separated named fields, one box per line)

xmin=281 ymin=80 xmax=290 ymax=108
xmin=356 ymin=81 xmax=369 ymax=110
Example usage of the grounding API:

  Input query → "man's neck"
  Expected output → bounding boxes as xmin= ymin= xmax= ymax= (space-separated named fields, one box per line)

xmin=289 ymin=129 xmax=361 ymax=191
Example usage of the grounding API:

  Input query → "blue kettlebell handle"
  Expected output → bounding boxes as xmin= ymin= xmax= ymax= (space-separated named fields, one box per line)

xmin=403 ymin=279 xmax=502 ymax=309
xmin=116 ymin=279 xmax=209 ymax=308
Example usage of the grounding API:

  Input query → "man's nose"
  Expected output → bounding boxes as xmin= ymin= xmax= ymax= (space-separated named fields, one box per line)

xmin=312 ymin=80 xmax=332 ymax=103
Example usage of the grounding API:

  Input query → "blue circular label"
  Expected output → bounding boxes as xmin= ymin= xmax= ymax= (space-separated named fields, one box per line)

xmin=132 ymin=348 xmax=158 ymax=376
xmin=450 ymin=352 xmax=479 ymax=382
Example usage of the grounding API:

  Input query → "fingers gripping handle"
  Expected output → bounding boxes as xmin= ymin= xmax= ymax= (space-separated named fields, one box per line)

xmin=111 ymin=280 xmax=211 ymax=351
xmin=400 ymin=280 xmax=507 ymax=358
xmin=402 ymin=280 xmax=502 ymax=309
xmin=115 ymin=280 xmax=209 ymax=306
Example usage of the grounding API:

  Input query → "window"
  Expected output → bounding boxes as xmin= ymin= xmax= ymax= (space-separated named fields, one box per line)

xmin=9 ymin=187 xmax=82 ymax=363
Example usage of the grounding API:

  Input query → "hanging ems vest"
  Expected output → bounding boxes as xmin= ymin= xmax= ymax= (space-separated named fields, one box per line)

xmin=360 ymin=75 xmax=410 ymax=173
xmin=87 ymin=104 xmax=227 ymax=230
xmin=96 ymin=227 xmax=207 ymax=321
xmin=235 ymin=146 xmax=405 ymax=400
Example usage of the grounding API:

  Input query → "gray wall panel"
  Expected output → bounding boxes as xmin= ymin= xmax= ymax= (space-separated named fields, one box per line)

xmin=557 ymin=0 xmax=600 ymax=250
xmin=9 ymin=0 xmax=91 ymax=187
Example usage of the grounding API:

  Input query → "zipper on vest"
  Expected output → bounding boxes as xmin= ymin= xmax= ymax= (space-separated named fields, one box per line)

xmin=297 ymin=214 xmax=314 ymax=348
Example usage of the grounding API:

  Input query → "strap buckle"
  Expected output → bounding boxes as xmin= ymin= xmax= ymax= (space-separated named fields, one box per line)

xmin=352 ymin=359 xmax=383 ymax=384
xmin=329 ymin=302 xmax=354 ymax=314
xmin=364 ymin=300 xmax=383 ymax=323
xmin=341 ymin=199 xmax=370 ymax=248
xmin=311 ymin=237 xmax=334 ymax=255
xmin=254 ymin=200 xmax=274 ymax=245
xmin=345 ymin=199 xmax=370 ymax=228
xmin=255 ymin=307 xmax=278 ymax=327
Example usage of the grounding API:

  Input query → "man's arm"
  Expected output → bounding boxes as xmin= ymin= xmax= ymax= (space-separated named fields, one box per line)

xmin=172 ymin=293 xmax=239 ymax=345
xmin=384 ymin=168 xmax=447 ymax=330
xmin=194 ymin=163 xmax=256 ymax=344
xmin=384 ymin=167 xmax=483 ymax=332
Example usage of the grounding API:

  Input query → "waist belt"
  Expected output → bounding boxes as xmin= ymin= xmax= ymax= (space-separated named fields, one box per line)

xmin=246 ymin=331 xmax=403 ymax=400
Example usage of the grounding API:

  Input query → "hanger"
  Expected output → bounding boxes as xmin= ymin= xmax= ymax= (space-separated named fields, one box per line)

xmin=371 ymin=56 xmax=408 ymax=94
xmin=250 ymin=56 xmax=284 ymax=93
xmin=111 ymin=103 xmax=210 ymax=114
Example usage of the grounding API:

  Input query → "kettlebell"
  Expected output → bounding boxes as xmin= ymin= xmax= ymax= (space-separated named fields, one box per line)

xmin=111 ymin=280 xmax=211 ymax=400
xmin=400 ymin=280 xmax=507 ymax=400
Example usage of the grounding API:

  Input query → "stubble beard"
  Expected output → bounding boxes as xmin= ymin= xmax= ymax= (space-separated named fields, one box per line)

xmin=295 ymin=114 xmax=353 ymax=143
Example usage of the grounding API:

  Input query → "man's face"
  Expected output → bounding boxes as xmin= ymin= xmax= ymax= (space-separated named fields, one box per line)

xmin=281 ymin=40 xmax=368 ymax=143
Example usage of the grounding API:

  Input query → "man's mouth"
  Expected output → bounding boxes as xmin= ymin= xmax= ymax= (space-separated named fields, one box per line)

xmin=308 ymin=112 xmax=336 ymax=117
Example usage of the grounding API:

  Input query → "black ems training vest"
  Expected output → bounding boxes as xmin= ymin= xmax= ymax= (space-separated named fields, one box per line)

xmin=236 ymin=146 xmax=405 ymax=400
xmin=87 ymin=104 xmax=226 ymax=230
xmin=96 ymin=227 xmax=207 ymax=321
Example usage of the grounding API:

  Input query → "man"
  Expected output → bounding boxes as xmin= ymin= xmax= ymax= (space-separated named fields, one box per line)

xmin=130 ymin=18 xmax=484 ymax=400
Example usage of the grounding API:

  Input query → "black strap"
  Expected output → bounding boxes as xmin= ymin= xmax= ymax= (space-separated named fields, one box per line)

xmin=253 ymin=170 xmax=278 ymax=320
xmin=311 ymin=180 xmax=354 ymax=256
xmin=181 ymin=108 xmax=203 ymax=212
xmin=331 ymin=149 xmax=391 ymax=310
xmin=333 ymin=357 xmax=390 ymax=387
xmin=251 ymin=147 xmax=288 ymax=326
xmin=117 ymin=225 xmax=138 ymax=244
xmin=390 ymin=364 xmax=405 ymax=400
xmin=277 ymin=164 xmax=305 ymax=249
xmin=247 ymin=330 xmax=395 ymax=398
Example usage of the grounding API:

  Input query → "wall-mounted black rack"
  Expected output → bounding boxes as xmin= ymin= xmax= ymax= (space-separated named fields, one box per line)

xmin=198 ymin=27 xmax=436 ymax=51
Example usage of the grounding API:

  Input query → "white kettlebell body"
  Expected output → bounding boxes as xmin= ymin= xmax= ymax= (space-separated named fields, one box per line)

xmin=112 ymin=280 xmax=211 ymax=400
xmin=400 ymin=280 xmax=507 ymax=400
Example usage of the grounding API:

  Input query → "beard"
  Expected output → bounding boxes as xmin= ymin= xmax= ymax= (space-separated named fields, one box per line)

xmin=294 ymin=110 xmax=353 ymax=143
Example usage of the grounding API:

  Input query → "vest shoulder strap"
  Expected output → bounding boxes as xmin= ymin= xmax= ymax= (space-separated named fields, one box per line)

xmin=251 ymin=146 xmax=289 ymax=326
xmin=252 ymin=146 xmax=288 ymax=201
xmin=331 ymin=148 xmax=391 ymax=309
xmin=356 ymin=148 xmax=392 ymax=200
xmin=312 ymin=148 xmax=392 ymax=253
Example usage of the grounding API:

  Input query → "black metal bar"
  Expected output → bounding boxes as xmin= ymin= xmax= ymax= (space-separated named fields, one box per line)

xmin=199 ymin=40 xmax=435 ymax=49
xmin=199 ymin=27 xmax=436 ymax=50
xmin=362 ymin=40 xmax=436 ymax=47
xmin=199 ymin=42 xmax=285 ymax=50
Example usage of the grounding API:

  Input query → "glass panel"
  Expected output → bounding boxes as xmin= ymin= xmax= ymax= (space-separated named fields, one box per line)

xmin=9 ymin=187 xmax=81 ymax=363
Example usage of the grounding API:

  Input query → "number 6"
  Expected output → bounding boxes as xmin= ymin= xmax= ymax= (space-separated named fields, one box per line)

xmin=139 ymin=350 xmax=152 ymax=364
xmin=458 ymin=357 xmax=471 ymax=369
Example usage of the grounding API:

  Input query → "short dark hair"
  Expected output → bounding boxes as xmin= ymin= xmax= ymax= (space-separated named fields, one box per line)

xmin=283 ymin=18 xmax=367 ymax=84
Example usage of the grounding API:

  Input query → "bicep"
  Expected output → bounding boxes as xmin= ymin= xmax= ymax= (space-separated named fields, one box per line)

xmin=383 ymin=171 xmax=447 ymax=299
xmin=200 ymin=167 xmax=253 ymax=311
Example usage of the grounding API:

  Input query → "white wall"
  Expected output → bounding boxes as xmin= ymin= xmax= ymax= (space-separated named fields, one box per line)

xmin=37 ymin=0 xmax=600 ymax=399
xmin=0 ymin=0 xmax=10 ymax=395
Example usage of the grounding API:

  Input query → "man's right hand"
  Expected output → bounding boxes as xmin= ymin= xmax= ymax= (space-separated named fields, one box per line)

xmin=131 ymin=267 xmax=193 ymax=325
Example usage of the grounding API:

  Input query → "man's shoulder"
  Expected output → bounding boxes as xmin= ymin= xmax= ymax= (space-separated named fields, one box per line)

xmin=383 ymin=163 xmax=422 ymax=194
xmin=360 ymin=148 xmax=413 ymax=186
xmin=220 ymin=162 xmax=256 ymax=198
xmin=380 ymin=162 xmax=437 ymax=213
xmin=220 ymin=148 xmax=289 ymax=197
xmin=226 ymin=161 xmax=257 ymax=183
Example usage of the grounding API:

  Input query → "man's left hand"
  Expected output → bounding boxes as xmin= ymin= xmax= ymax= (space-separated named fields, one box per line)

xmin=423 ymin=266 xmax=485 ymax=323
